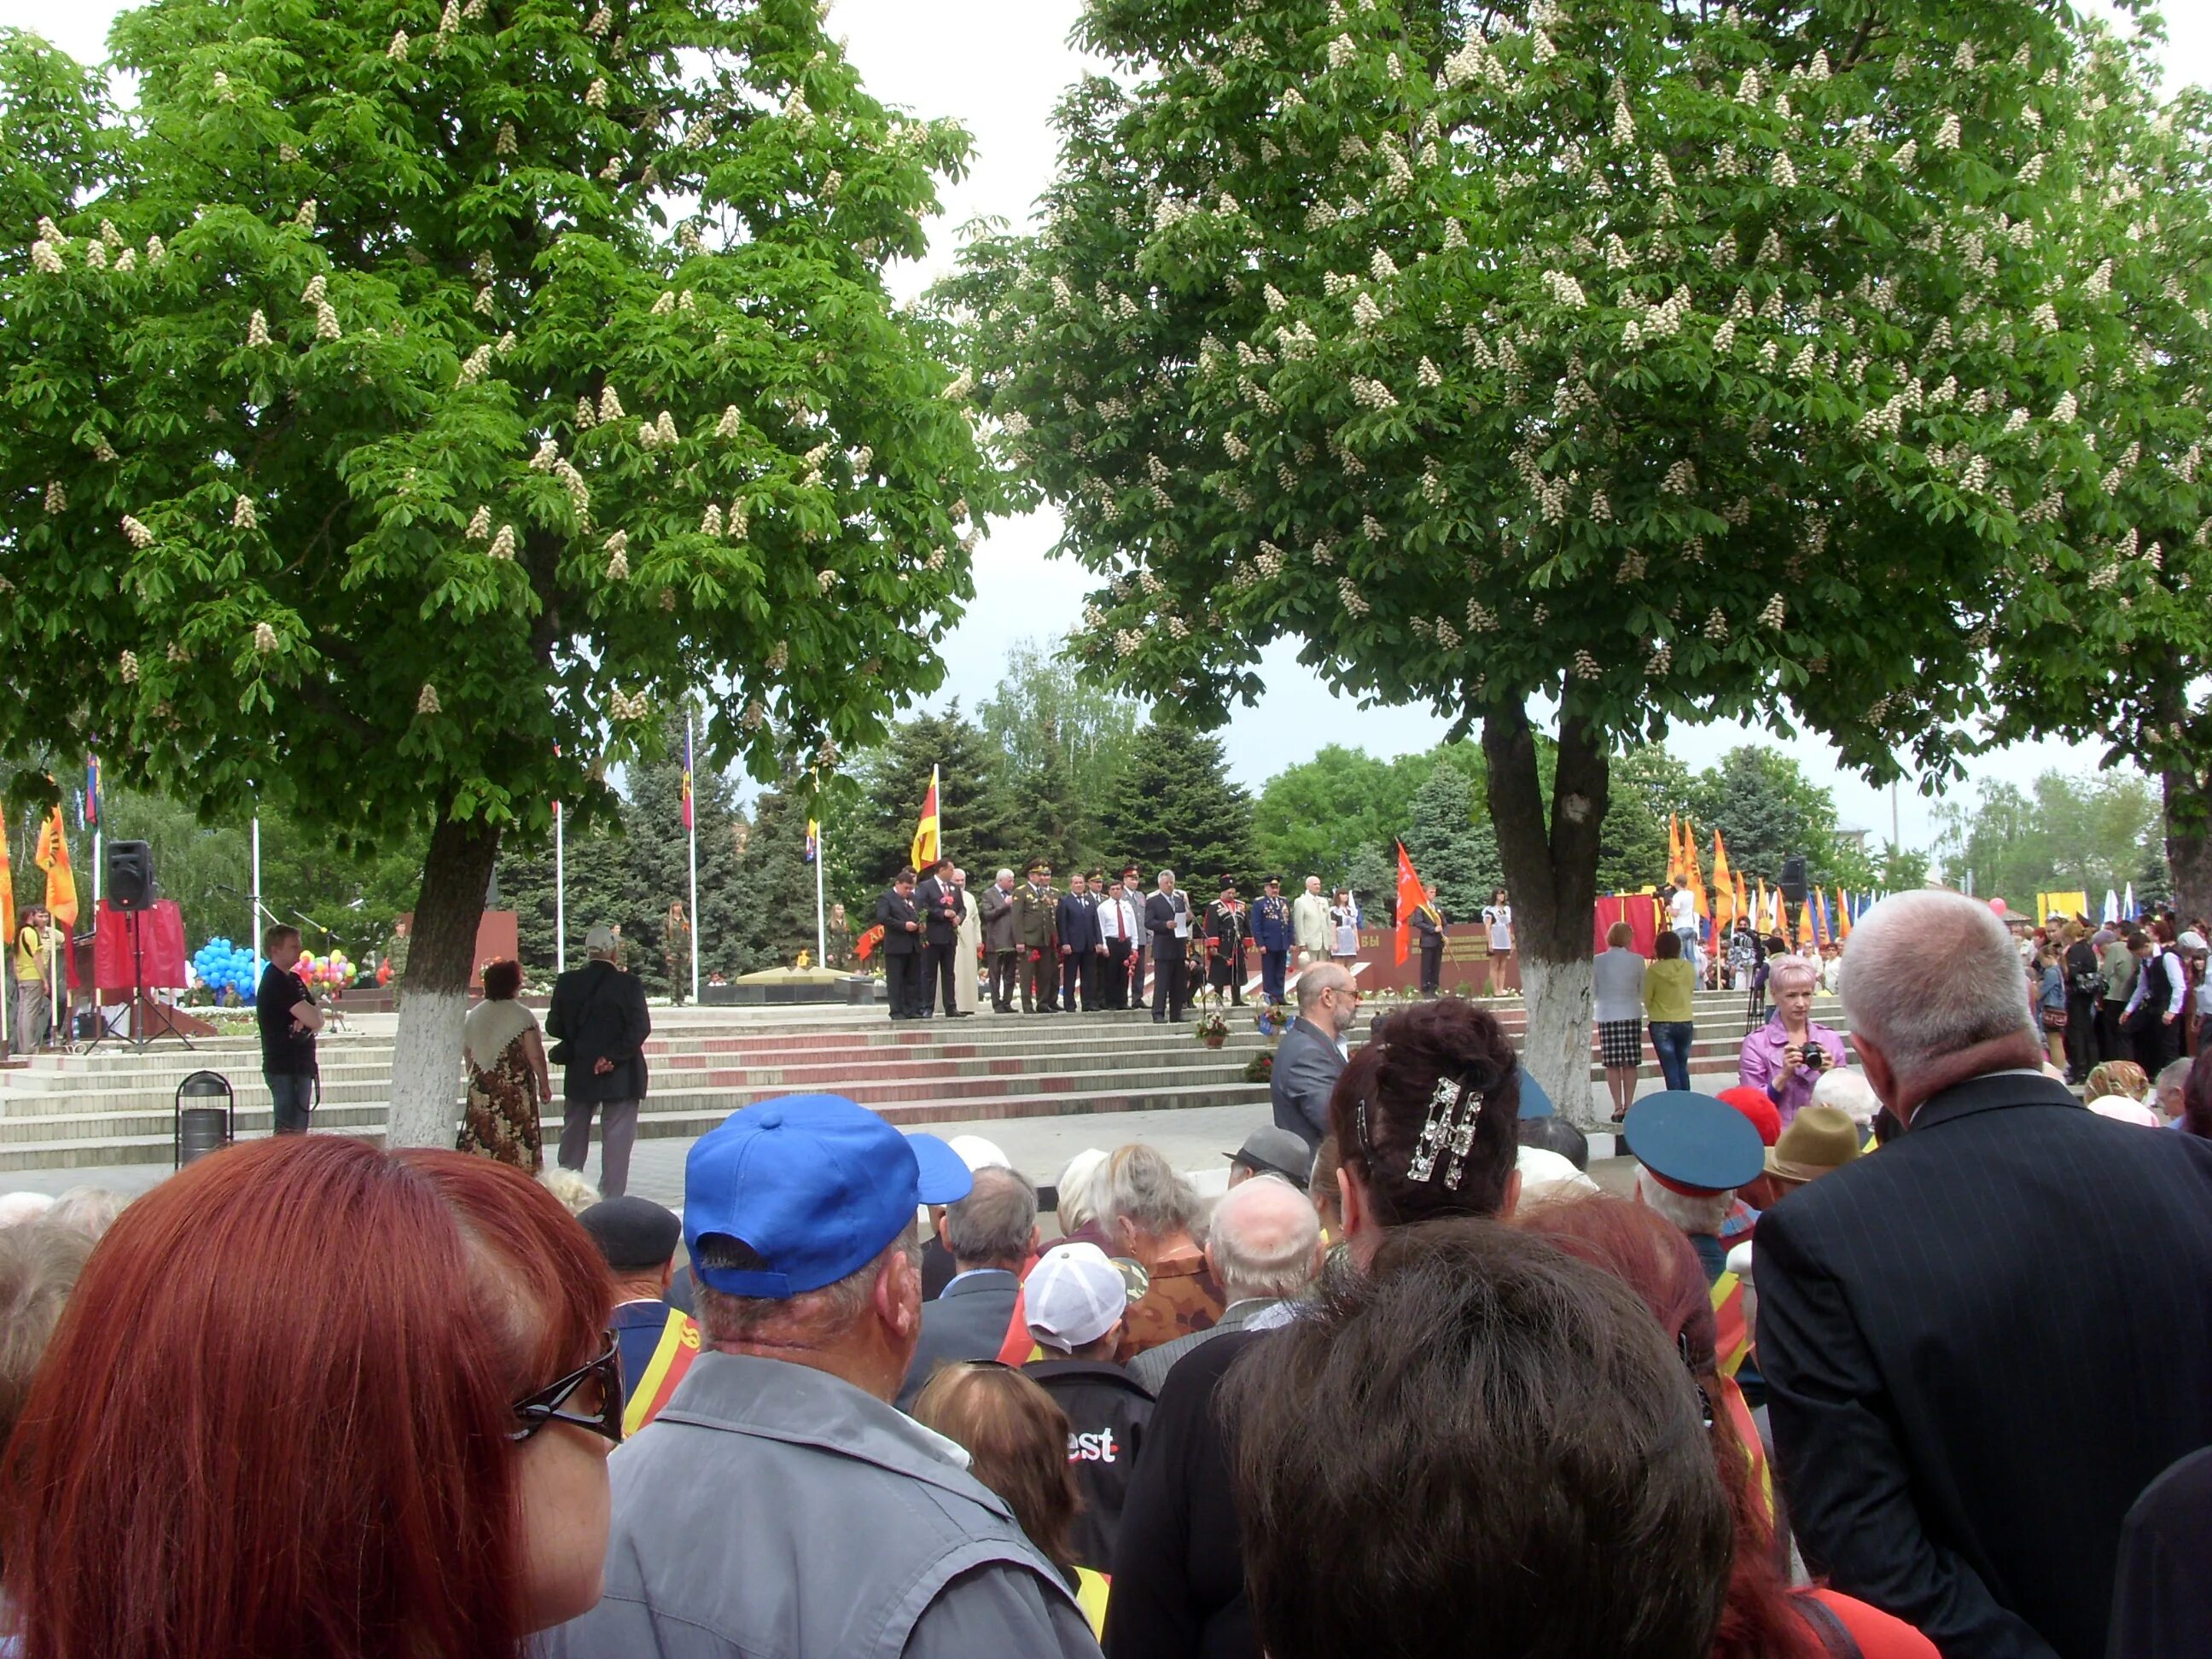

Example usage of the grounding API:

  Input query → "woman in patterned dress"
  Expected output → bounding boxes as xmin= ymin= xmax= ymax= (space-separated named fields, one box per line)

xmin=457 ymin=958 xmax=550 ymax=1170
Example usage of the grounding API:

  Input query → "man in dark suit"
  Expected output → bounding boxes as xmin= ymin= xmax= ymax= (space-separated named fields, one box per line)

xmin=914 ymin=857 xmax=968 ymax=1018
xmin=1409 ymin=884 xmax=1446 ymax=995
xmin=874 ymin=868 xmax=925 ymax=1020
xmin=1056 ymin=873 xmax=1103 ymax=1012
xmin=1271 ymin=962 xmax=1354 ymax=1150
xmin=1757 ymin=889 xmax=2212 ymax=1659
xmin=547 ymin=923 xmax=654 ymax=1196
xmin=896 ymin=1166 xmax=1039 ymax=1410
xmin=1144 ymin=870 xmax=1192 ymax=1023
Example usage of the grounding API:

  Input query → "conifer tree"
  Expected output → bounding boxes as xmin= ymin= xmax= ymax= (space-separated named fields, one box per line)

xmin=1094 ymin=723 xmax=1257 ymax=886
xmin=1403 ymin=765 xmax=1504 ymax=919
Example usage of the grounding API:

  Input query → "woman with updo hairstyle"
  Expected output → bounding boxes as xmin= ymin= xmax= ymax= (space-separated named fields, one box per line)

xmin=460 ymin=956 xmax=552 ymax=1170
xmin=1328 ymin=998 xmax=1522 ymax=1263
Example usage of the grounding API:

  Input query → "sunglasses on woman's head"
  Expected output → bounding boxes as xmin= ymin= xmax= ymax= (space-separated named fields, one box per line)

xmin=509 ymin=1336 xmax=624 ymax=1446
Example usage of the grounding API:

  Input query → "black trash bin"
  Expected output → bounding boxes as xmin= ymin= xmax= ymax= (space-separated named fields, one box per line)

xmin=174 ymin=1070 xmax=235 ymax=1168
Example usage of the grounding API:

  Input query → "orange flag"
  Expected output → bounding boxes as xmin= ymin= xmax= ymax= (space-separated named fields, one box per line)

xmin=1734 ymin=871 xmax=1749 ymax=928
xmin=1683 ymin=821 xmax=1709 ymax=919
xmin=1836 ymin=888 xmax=1854 ymax=941
xmin=0 ymin=795 xmax=15 ymax=947
xmin=1393 ymin=841 xmax=1429 ymax=966
xmin=33 ymin=805 xmax=77 ymax=930
xmin=1711 ymin=833 xmax=1735 ymax=931
xmin=1668 ymin=816 xmax=1685 ymax=884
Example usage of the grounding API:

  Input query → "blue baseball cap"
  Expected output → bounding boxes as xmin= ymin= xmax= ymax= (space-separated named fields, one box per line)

xmin=684 ymin=1095 xmax=973 ymax=1297
xmin=1622 ymin=1091 xmax=1766 ymax=1196
xmin=1517 ymin=1071 xmax=1556 ymax=1120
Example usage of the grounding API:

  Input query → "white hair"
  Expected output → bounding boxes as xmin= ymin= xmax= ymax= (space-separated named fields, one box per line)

xmin=1054 ymin=1148 xmax=1109 ymax=1234
xmin=1101 ymin=1144 xmax=1203 ymax=1241
xmin=1838 ymin=891 xmax=2034 ymax=1079
xmin=1634 ymin=1166 xmax=1732 ymax=1237
xmin=1809 ymin=1067 xmax=1881 ymax=1128
xmin=996 ymin=868 xmax=1014 ymax=882
xmin=0 ymin=1195 xmax=55 ymax=1230
xmin=537 ymin=1167 xmax=600 ymax=1218
xmin=1157 ymin=869 xmax=1176 ymax=884
xmin=1208 ymin=1175 xmax=1322 ymax=1301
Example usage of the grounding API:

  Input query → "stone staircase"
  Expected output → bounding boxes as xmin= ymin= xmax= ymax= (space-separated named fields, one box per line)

xmin=0 ymin=992 xmax=1842 ymax=1172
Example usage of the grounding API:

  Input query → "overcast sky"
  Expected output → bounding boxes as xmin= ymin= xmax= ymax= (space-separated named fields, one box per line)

xmin=11 ymin=0 xmax=2205 ymax=846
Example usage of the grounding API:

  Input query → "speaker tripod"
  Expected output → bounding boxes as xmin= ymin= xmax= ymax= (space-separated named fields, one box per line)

xmin=77 ymin=909 xmax=195 ymax=1055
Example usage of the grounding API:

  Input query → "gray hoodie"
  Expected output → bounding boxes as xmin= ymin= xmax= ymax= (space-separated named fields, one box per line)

xmin=539 ymin=1350 xmax=1101 ymax=1659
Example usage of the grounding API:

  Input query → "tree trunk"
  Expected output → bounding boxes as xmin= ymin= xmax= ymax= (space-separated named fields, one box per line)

xmin=1482 ymin=703 xmax=1610 ymax=1127
xmin=387 ymin=811 xmax=503 ymax=1148
xmin=2164 ymin=763 xmax=2212 ymax=934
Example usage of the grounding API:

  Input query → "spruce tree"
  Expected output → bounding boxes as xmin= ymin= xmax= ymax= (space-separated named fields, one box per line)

xmin=845 ymin=704 xmax=1022 ymax=893
xmin=1403 ymin=766 xmax=1503 ymax=920
xmin=729 ymin=774 xmax=828 ymax=969
xmin=1095 ymin=723 xmax=1257 ymax=887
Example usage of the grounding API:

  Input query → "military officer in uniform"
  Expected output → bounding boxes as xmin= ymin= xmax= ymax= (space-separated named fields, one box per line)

xmin=1411 ymin=883 xmax=1447 ymax=996
xmin=1120 ymin=864 xmax=1148 ymax=1004
xmin=1251 ymin=876 xmax=1294 ymax=1007
xmin=1205 ymin=880 xmax=1250 ymax=1005
xmin=1013 ymin=859 xmax=1061 ymax=1014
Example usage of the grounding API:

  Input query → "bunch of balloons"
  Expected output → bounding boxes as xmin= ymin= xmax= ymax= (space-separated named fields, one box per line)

xmin=298 ymin=950 xmax=356 ymax=989
xmin=190 ymin=938 xmax=258 ymax=1000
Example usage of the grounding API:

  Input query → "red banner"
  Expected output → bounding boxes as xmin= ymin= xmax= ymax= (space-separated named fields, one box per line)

xmin=94 ymin=899 xmax=189 ymax=991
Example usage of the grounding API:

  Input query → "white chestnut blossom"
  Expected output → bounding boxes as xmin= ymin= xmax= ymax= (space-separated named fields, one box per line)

xmin=314 ymin=300 xmax=341 ymax=341
xmin=1936 ymin=112 xmax=1962 ymax=150
xmin=1327 ymin=33 xmax=1356 ymax=69
xmin=1337 ymin=577 xmax=1369 ymax=615
xmin=233 ymin=495 xmax=257 ymax=530
xmin=488 ymin=524 xmax=517 ymax=559
xmin=416 ymin=684 xmax=442 ymax=714
xmin=44 ymin=480 xmax=65 ymax=513
xmin=387 ymin=30 xmax=410 ymax=60
xmin=1704 ymin=608 xmax=1730 ymax=641
xmin=121 ymin=515 xmax=154 ymax=548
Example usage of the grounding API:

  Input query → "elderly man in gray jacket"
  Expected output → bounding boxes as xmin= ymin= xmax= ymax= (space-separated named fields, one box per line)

xmin=541 ymin=1094 xmax=1101 ymax=1659
xmin=1271 ymin=962 xmax=1359 ymax=1150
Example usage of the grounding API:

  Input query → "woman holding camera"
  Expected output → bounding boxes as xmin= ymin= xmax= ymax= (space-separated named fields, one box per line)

xmin=1737 ymin=955 xmax=1850 ymax=1129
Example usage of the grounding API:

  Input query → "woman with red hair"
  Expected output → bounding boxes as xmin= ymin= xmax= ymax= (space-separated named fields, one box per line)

xmin=1 ymin=1136 xmax=617 ymax=1659
xmin=1520 ymin=1194 xmax=1936 ymax=1659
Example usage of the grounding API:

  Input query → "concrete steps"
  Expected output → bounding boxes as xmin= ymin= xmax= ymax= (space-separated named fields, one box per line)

xmin=0 ymin=995 xmax=1845 ymax=1172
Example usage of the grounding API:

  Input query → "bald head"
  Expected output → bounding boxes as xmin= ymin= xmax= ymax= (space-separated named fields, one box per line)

xmin=1207 ymin=1174 xmax=1324 ymax=1302
xmin=1839 ymin=890 xmax=2037 ymax=1104
xmin=1298 ymin=962 xmax=1352 ymax=1010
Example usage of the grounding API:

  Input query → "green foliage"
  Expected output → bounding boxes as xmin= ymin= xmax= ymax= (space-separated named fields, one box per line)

xmin=1594 ymin=744 xmax=1692 ymax=892
xmin=0 ymin=0 xmax=995 ymax=864
xmin=1403 ymin=765 xmax=1503 ymax=917
xmin=1092 ymin=721 xmax=1257 ymax=886
xmin=725 ymin=771 xmax=826 ymax=970
xmin=1932 ymin=768 xmax=2168 ymax=910
xmin=1251 ymin=742 xmax=1438 ymax=887
xmin=945 ymin=0 xmax=2180 ymax=803
xmin=1688 ymin=745 xmax=1854 ymax=888
xmin=976 ymin=637 xmax=1141 ymax=873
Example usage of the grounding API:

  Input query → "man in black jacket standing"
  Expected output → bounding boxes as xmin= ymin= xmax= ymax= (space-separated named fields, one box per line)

xmin=875 ymin=869 xmax=925 ymax=1020
xmin=914 ymin=858 xmax=967 ymax=1019
xmin=1758 ymin=889 xmax=2212 ymax=1659
xmin=1056 ymin=873 xmax=1103 ymax=1012
xmin=1269 ymin=963 xmax=1353 ymax=1150
xmin=1144 ymin=870 xmax=1191 ymax=1023
xmin=547 ymin=922 xmax=654 ymax=1196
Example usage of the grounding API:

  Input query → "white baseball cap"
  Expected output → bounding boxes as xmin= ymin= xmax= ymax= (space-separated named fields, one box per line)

xmin=946 ymin=1136 xmax=1011 ymax=1173
xmin=1024 ymin=1243 xmax=1127 ymax=1350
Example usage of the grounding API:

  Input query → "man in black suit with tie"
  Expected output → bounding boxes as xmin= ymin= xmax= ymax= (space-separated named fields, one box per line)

xmin=915 ymin=857 xmax=968 ymax=1018
xmin=1756 ymin=889 xmax=2212 ymax=1659
xmin=875 ymin=868 xmax=925 ymax=1020
xmin=1144 ymin=869 xmax=1191 ymax=1023
xmin=1055 ymin=873 xmax=1103 ymax=1012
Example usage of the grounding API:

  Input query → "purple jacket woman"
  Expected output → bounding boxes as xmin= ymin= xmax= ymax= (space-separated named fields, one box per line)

xmin=1738 ymin=955 xmax=1850 ymax=1126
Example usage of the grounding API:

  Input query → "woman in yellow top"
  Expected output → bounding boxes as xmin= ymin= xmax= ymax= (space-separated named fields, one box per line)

xmin=1644 ymin=929 xmax=1698 ymax=1092
xmin=12 ymin=904 xmax=55 ymax=1054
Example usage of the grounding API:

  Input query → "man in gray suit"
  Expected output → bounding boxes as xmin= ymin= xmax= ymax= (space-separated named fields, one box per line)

xmin=1128 ymin=1174 xmax=1321 ymax=1394
xmin=896 ymin=1166 xmax=1039 ymax=1410
xmin=1271 ymin=962 xmax=1358 ymax=1150
xmin=979 ymin=869 xmax=1019 ymax=1013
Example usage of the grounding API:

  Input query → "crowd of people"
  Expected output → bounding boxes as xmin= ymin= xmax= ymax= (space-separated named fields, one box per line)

xmin=3 ymin=890 xmax=2212 ymax=1657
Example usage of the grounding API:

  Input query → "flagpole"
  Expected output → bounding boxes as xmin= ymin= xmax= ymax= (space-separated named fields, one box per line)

xmin=251 ymin=812 xmax=264 ymax=991
xmin=554 ymin=794 xmax=567 ymax=975
xmin=686 ymin=710 xmax=701 ymax=1004
xmin=815 ymin=818 xmax=828 ymax=969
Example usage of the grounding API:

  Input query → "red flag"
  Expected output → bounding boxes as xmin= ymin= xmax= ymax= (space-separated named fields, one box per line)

xmin=853 ymin=923 xmax=887 ymax=962
xmin=1393 ymin=841 xmax=1428 ymax=966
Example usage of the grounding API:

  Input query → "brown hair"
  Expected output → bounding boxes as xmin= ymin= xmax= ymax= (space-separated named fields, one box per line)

xmin=1606 ymin=921 xmax=1635 ymax=948
xmin=910 ymin=1363 xmax=1080 ymax=1569
xmin=1655 ymin=929 xmax=1683 ymax=960
xmin=1329 ymin=999 xmax=1521 ymax=1226
xmin=480 ymin=958 xmax=524 ymax=1001
xmin=1224 ymin=1219 xmax=1730 ymax=1659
